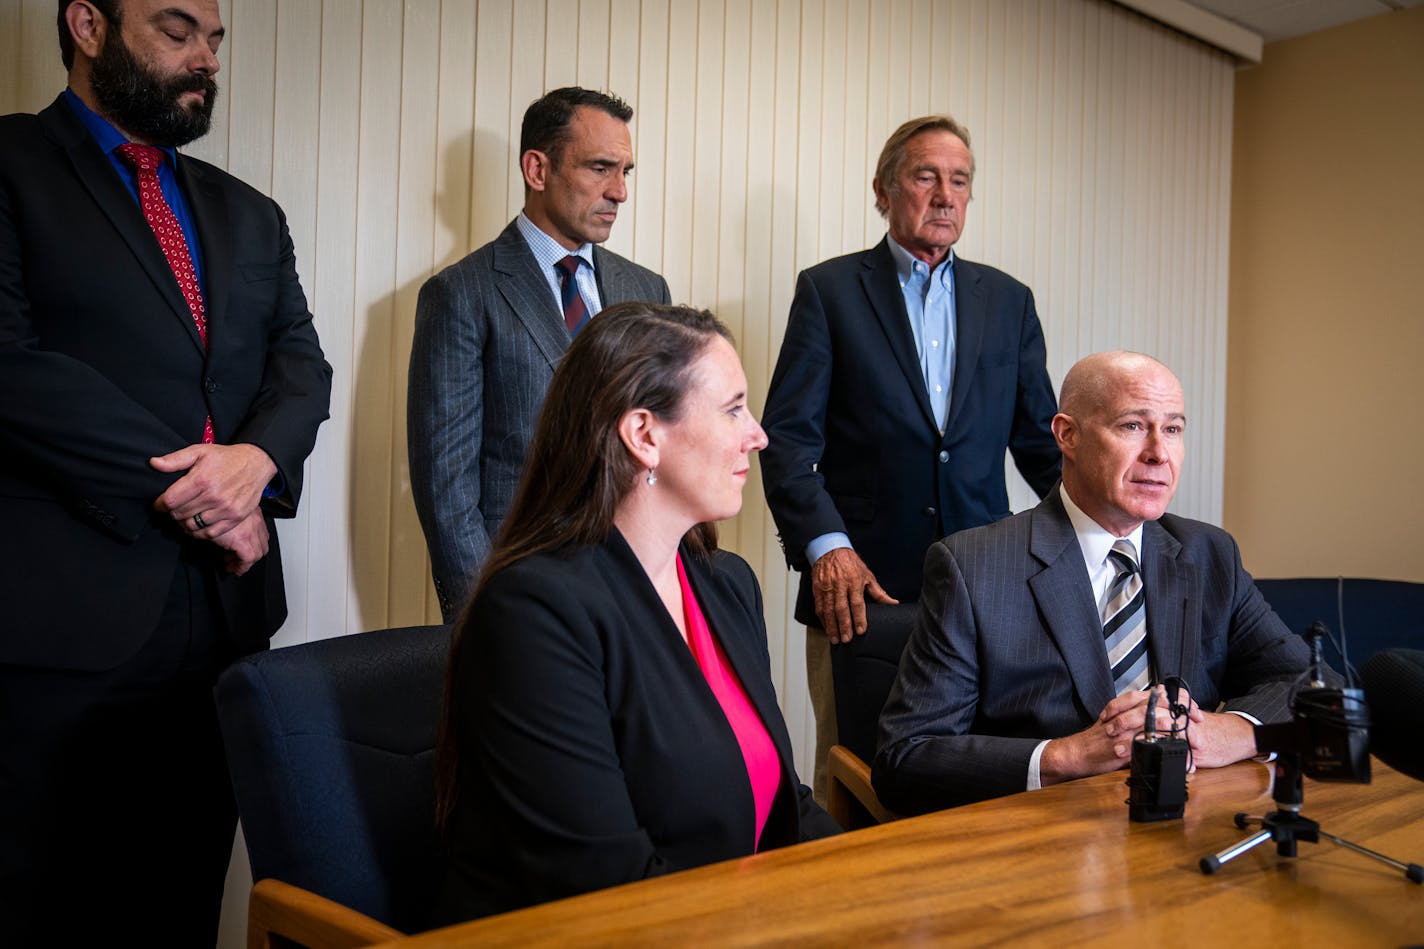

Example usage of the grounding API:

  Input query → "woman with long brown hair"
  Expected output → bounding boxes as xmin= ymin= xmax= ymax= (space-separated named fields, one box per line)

xmin=431 ymin=302 xmax=837 ymax=923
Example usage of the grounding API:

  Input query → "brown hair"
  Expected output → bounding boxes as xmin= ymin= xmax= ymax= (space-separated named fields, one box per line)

xmin=433 ymin=302 xmax=735 ymax=830
xmin=873 ymin=114 xmax=975 ymax=216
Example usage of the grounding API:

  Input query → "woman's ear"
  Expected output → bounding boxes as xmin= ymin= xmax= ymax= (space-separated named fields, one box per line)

xmin=617 ymin=408 xmax=660 ymax=471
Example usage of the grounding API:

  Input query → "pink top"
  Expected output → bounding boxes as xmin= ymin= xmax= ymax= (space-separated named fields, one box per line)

xmin=676 ymin=555 xmax=783 ymax=848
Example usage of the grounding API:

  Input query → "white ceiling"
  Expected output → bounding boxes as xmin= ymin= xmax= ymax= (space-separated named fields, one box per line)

xmin=1182 ymin=0 xmax=1422 ymax=44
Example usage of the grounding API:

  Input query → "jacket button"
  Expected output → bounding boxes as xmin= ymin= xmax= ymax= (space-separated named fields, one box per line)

xmin=205 ymin=378 xmax=219 ymax=393
xmin=938 ymin=450 xmax=949 ymax=463
xmin=923 ymin=507 xmax=937 ymax=517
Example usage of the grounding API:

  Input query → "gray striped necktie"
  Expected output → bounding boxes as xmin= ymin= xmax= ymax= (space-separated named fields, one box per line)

xmin=1103 ymin=539 xmax=1150 ymax=694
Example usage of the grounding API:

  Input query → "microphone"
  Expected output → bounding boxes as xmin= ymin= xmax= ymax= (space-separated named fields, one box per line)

xmin=1126 ymin=677 xmax=1189 ymax=822
xmin=1360 ymin=648 xmax=1424 ymax=782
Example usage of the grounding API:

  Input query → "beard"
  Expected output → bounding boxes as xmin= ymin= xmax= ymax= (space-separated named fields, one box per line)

xmin=89 ymin=31 xmax=217 ymax=148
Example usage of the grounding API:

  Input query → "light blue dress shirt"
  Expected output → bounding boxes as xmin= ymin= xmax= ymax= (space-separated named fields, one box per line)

xmin=805 ymin=236 xmax=958 ymax=567
xmin=886 ymin=235 xmax=957 ymax=434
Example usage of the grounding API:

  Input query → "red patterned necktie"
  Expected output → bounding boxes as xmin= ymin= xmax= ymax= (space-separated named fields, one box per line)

xmin=116 ymin=142 xmax=215 ymax=444
xmin=555 ymin=255 xmax=590 ymax=335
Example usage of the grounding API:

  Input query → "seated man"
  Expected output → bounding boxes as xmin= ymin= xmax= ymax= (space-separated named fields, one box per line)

xmin=873 ymin=351 xmax=1313 ymax=814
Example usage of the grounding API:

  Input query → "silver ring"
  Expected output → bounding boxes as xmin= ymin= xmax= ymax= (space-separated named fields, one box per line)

xmin=193 ymin=512 xmax=207 ymax=529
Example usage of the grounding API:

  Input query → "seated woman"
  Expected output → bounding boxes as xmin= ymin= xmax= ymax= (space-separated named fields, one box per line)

xmin=432 ymin=302 xmax=839 ymax=923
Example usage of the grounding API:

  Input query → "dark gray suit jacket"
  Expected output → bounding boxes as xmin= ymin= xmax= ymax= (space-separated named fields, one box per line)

xmin=408 ymin=220 xmax=669 ymax=620
xmin=873 ymin=488 xmax=1312 ymax=814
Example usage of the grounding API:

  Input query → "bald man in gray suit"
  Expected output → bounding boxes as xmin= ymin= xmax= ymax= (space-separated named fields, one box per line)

xmin=410 ymin=88 xmax=669 ymax=621
xmin=874 ymin=352 xmax=1315 ymax=814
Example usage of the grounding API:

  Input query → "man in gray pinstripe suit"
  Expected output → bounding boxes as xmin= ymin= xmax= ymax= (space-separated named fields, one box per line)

xmin=874 ymin=351 xmax=1315 ymax=814
xmin=410 ymin=88 xmax=670 ymax=621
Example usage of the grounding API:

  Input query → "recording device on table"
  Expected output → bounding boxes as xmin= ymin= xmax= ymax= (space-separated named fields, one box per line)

xmin=1126 ymin=675 xmax=1190 ymax=823
xmin=1199 ymin=620 xmax=1422 ymax=883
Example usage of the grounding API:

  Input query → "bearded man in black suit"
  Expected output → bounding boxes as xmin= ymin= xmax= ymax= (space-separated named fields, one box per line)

xmin=0 ymin=2 xmax=331 ymax=941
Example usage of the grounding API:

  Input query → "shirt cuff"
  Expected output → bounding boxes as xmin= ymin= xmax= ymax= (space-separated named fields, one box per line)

xmin=1027 ymin=739 xmax=1050 ymax=790
xmin=262 ymin=469 xmax=287 ymax=500
xmin=806 ymin=532 xmax=852 ymax=565
xmin=1225 ymin=709 xmax=1275 ymax=762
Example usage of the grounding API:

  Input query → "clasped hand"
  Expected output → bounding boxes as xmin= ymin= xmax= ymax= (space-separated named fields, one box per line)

xmin=1041 ymin=685 xmax=1260 ymax=785
xmin=150 ymin=443 xmax=278 ymax=575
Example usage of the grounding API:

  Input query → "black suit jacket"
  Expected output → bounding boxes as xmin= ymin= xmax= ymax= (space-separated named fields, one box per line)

xmin=0 ymin=95 xmax=332 ymax=670
xmin=761 ymin=239 xmax=1060 ymax=625
xmin=873 ymin=489 xmax=1313 ymax=814
xmin=435 ymin=531 xmax=839 ymax=923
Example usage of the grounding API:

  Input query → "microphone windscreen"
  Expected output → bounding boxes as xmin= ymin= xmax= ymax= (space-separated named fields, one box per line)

xmin=1360 ymin=648 xmax=1424 ymax=782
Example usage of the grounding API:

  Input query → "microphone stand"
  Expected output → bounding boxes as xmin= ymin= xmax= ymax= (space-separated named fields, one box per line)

xmin=1199 ymin=749 xmax=1423 ymax=882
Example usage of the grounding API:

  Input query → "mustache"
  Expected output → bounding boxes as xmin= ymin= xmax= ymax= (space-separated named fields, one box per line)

xmin=173 ymin=72 xmax=218 ymax=96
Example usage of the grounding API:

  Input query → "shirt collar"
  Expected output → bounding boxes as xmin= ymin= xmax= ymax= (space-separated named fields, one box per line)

xmin=886 ymin=233 xmax=954 ymax=289
xmin=63 ymin=87 xmax=180 ymax=166
xmin=517 ymin=212 xmax=595 ymax=272
xmin=1059 ymin=482 xmax=1145 ymax=568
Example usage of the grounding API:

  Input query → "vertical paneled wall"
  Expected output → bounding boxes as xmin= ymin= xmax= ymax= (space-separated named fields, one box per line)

xmin=4 ymin=0 xmax=1234 ymax=777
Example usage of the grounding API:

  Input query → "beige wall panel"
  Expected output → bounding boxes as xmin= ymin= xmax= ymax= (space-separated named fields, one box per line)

xmin=603 ymin=0 xmax=641 ymax=261
xmin=348 ymin=1 xmax=403 ymax=629
xmin=471 ymin=0 xmax=515 ymax=241
xmin=386 ymin=0 xmax=443 ymax=629
xmin=509 ymin=0 xmax=547 ymax=214
xmin=1225 ymin=8 xmax=1424 ymax=582
xmin=300 ymin=1 xmax=363 ymax=642
xmin=631 ymin=0 xmax=669 ymax=278
xmin=715 ymin=0 xmax=752 ymax=560
xmin=543 ymin=0 xmax=580 ymax=90
xmin=268 ymin=0 xmax=324 ymax=641
xmin=660 ymin=0 xmax=698 ymax=303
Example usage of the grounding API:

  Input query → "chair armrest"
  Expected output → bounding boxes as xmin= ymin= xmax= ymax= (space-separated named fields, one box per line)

xmin=826 ymin=744 xmax=899 ymax=830
xmin=247 ymin=878 xmax=404 ymax=949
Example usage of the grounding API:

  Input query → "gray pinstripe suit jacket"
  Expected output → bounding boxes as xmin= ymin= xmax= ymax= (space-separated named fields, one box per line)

xmin=408 ymin=219 xmax=670 ymax=620
xmin=873 ymin=487 xmax=1313 ymax=814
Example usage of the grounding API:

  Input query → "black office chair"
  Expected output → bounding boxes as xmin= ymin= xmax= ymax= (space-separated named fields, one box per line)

xmin=827 ymin=602 xmax=917 ymax=829
xmin=1254 ymin=578 xmax=1423 ymax=670
xmin=215 ymin=624 xmax=448 ymax=948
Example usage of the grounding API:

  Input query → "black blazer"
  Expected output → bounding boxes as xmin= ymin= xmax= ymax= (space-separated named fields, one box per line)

xmin=874 ymin=490 xmax=1314 ymax=814
xmin=0 ymin=96 xmax=332 ymax=670
xmin=435 ymin=531 xmax=839 ymax=923
xmin=761 ymin=239 xmax=1061 ymax=626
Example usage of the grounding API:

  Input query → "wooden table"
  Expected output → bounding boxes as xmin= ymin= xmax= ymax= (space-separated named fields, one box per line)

xmin=383 ymin=760 xmax=1424 ymax=946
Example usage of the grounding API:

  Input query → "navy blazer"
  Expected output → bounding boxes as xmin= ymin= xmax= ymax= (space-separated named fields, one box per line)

xmin=873 ymin=490 xmax=1314 ymax=814
xmin=408 ymin=222 xmax=670 ymax=621
xmin=0 ymin=96 xmax=331 ymax=670
xmin=761 ymin=239 xmax=1060 ymax=626
xmin=435 ymin=531 xmax=838 ymax=923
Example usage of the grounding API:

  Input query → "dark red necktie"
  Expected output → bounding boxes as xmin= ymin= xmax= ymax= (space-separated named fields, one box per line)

xmin=555 ymin=255 xmax=590 ymax=335
xmin=116 ymin=142 xmax=214 ymax=444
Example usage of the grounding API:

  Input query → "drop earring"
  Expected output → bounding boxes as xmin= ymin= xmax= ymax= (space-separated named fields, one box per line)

xmin=647 ymin=468 xmax=657 ymax=486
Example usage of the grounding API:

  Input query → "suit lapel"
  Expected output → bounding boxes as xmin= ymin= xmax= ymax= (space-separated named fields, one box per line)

xmin=860 ymin=240 xmax=937 ymax=430
xmin=945 ymin=256 xmax=986 ymax=437
xmin=591 ymin=245 xmax=631 ymax=306
xmin=177 ymin=156 xmax=231 ymax=354
xmin=1141 ymin=521 xmax=1198 ymax=685
xmin=492 ymin=220 xmax=569 ymax=369
xmin=1027 ymin=493 xmax=1117 ymax=714
xmin=40 ymin=98 xmax=205 ymax=355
